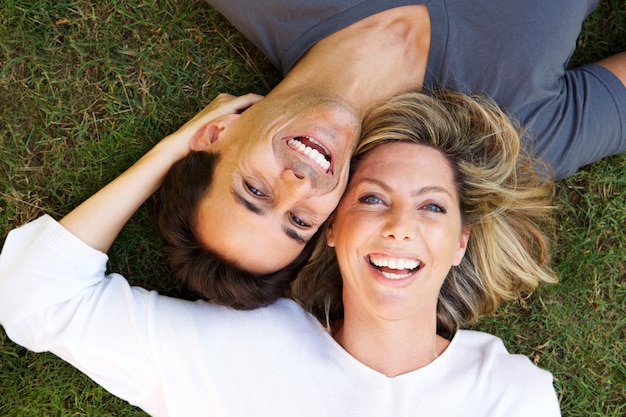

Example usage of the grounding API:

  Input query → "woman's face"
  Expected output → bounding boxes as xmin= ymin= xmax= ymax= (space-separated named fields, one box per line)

xmin=327 ymin=142 xmax=470 ymax=323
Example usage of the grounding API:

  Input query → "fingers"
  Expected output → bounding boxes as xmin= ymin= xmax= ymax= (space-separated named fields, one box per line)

xmin=214 ymin=92 xmax=264 ymax=109
xmin=185 ymin=92 xmax=264 ymax=128
xmin=229 ymin=92 xmax=264 ymax=112
xmin=162 ymin=92 xmax=264 ymax=157
xmin=203 ymin=92 xmax=264 ymax=117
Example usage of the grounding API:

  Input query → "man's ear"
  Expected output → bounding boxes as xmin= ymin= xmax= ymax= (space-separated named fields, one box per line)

xmin=190 ymin=113 xmax=239 ymax=151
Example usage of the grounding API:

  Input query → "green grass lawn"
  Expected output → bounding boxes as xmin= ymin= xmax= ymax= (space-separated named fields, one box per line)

xmin=1 ymin=0 xmax=624 ymax=415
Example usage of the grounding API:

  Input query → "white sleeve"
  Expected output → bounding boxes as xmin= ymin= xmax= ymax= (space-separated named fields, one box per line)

xmin=0 ymin=215 xmax=166 ymax=413
xmin=453 ymin=331 xmax=561 ymax=416
xmin=490 ymin=348 xmax=562 ymax=416
xmin=507 ymin=366 xmax=561 ymax=416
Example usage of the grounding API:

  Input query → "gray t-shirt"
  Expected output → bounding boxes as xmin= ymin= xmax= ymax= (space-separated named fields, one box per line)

xmin=207 ymin=0 xmax=626 ymax=179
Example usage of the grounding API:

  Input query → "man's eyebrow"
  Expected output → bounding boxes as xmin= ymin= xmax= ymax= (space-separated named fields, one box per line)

xmin=232 ymin=188 xmax=264 ymax=215
xmin=282 ymin=226 xmax=307 ymax=245
xmin=231 ymin=187 xmax=307 ymax=245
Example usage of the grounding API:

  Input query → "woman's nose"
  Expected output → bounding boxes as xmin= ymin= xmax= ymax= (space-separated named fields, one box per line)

xmin=382 ymin=208 xmax=416 ymax=241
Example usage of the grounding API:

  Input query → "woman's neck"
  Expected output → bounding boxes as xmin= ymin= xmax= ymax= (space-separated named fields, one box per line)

xmin=333 ymin=311 xmax=449 ymax=378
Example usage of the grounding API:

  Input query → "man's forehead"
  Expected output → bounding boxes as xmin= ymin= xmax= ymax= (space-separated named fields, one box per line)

xmin=196 ymin=188 xmax=305 ymax=274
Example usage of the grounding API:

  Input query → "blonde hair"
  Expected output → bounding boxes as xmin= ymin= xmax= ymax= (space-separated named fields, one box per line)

xmin=291 ymin=90 xmax=557 ymax=335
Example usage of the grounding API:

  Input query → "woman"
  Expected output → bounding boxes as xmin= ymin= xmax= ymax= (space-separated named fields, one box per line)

xmin=293 ymin=90 xmax=557 ymax=337
xmin=0 ymin=91 xmax=560 ymax=415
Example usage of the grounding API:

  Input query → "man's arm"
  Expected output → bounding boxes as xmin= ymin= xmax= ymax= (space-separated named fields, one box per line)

xmin=59 ymin=93 xmax=262 ymax=252
xmin=596 ymin=51 xmax=626 ymax=87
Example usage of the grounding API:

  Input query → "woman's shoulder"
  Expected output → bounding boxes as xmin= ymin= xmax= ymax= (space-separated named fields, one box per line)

xmin=442 ymin=329 xmax=560 ymax=414
xmin=450 ymin=329 xmax=544 ymax=373
xmin=153 ymin=296 xmax=326 ymax=340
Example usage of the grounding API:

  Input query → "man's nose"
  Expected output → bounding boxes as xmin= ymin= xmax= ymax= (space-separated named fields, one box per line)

xmin=279 ymin=168 xmax=311 ymax=199
xmin=282 ymin=167 xmax=305 ymax=181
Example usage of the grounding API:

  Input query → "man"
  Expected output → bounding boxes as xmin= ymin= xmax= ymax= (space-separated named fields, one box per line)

xmin=154 ymin=0 xmax=625 ymax=305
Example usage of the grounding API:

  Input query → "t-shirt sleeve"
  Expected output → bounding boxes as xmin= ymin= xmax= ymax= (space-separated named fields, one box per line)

xmin=496 ymin=357 xmax=562 ymax=416
xmin=0 ymin=215 xmax=166 ymax=414
xmin=539 ymin=63 xmax=626 ymax=178
xmin=454 ymin=331 xmax=561 ymax=416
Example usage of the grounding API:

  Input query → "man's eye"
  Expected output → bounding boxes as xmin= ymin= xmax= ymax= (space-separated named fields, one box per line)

xmin=359 ymin=195 xmax=382 ymax=204
xmin=246 ymin=182 xmax=264 ymax=197
xmin=290 ymin=213 xmax=311 ymax=228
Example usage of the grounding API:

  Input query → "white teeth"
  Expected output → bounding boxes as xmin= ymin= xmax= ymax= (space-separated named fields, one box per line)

xmin=381 ymin=271 xmax=413 ymax=280
xmin=370 ymin=256 xmax=421 ymax=280
xmin=307 ymin=137 xmax=330 ymax=155
xmin=370 ymin=256 xmax=420 ymax=271
xmin=288 ymin=137 xmax=331 ymax=172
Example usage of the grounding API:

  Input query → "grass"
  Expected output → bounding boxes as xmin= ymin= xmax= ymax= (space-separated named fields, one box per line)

xmin=0 ymin=0 xmax=624 ymax=415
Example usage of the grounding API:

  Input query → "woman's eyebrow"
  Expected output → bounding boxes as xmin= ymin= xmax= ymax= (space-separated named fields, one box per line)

xmin=360 ymin=178 xmax=453 ymax=198
xmin=410 ymin=186 xmax=453 ymax=198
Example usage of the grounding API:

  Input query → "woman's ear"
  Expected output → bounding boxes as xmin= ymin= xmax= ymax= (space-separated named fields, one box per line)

xmin=190 ymin=114 xmax=239 ymax=151
xmin=325 ymin=214 xmax=337 ymax=248
xmin=452 ymin=225 xmax=471 ymax=266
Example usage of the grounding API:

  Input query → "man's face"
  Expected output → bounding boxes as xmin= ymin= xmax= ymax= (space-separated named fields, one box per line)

xmin=196 ymin=92 xmax=360 ymax=274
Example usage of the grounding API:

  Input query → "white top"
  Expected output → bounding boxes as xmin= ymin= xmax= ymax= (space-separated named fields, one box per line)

xmin=0 ymin=215 xmax=561 ymax=416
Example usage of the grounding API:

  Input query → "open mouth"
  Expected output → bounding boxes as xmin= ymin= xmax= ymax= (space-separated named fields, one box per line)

xmin=369 ymin=255 xmax=422 ymax=280
xmin=287 ymin=136 xmax=332 ymax=173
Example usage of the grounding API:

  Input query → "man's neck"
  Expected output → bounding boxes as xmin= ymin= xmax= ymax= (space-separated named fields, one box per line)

xmin=279 ymin=5 xmax=431 ymax=119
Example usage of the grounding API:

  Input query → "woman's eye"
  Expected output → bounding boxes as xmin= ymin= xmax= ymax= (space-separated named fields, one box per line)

xmin=246 ymin=182 xmax=265 ymax=197
xmin=359 ymin=195 xmax=382 ymax=204
xmin=423 ymin=203 xmax=446 ymax=213
xmin=290 ymin=213 xmax=311 ymax=228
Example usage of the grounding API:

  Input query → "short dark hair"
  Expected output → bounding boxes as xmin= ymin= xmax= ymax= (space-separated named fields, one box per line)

xmin=154 ymin=151 xmax=319 ymax=309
